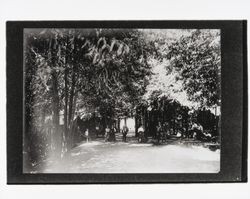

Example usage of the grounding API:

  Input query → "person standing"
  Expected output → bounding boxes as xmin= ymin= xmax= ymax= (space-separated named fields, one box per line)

xmin=156 ymin=122 xmax=163 ymax=143
xmin=95 ymin=126 xmax=100 ymax=138
xmin=122 ymin=125 xmax=129 ymax=142
xmin=105 ymin=126 xmax=110 ymax=142
xmin=111 ymin=126 xmax=117 ymax=142
xmin=85 ymin=129 xmax=90 ymax=143
xmin=138 ymin=126 xmax=145 ymax=143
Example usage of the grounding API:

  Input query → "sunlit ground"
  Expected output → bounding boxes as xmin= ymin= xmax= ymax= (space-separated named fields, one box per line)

xmin=40 ymin=135 xmax=220 ymax=173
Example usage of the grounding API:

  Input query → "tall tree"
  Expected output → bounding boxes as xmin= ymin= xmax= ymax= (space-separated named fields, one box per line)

xmin=167 ymin=29 xmax=221 ymax=109
xmin=24 ymin=28 xmax=155 ymax=161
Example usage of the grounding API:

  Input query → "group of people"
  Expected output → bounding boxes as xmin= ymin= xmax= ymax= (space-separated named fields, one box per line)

xmin=82 ymin=120 xmax=207 ymax=144
xmin=86 ymin=125 xmax=130 ymax=142
xmin=155 ymin=123 xmax=167 ymax=143
xmin=104 ymin=126 xmax=117 ymax=142
xmin=155 ymin=121 xmax=210 ymax=142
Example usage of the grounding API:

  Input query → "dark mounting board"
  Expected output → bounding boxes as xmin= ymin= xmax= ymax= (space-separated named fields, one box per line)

xmin=6 ymin=20 xmax=248 ymax=184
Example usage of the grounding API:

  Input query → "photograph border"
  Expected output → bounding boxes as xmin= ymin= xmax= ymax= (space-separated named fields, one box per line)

xmin=6 ymin=20 xmax=247 ymax=184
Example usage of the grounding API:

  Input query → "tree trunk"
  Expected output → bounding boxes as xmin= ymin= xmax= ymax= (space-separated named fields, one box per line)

xmin=135 ymin=112 xmax=139 ymax=137
xmin=71 ymin=90 xmax=78 ymax=121
xmin=51 ymin=70 xmax=61 ymax=156
xmin=117 ymin=118 xmax=120 ymax=133
xmin=64 ymin=39 xmax=69 ymax=145
xmin=49 ymin=36 xmax=61 ymax=157
xmin=63 ymin=65 xmax=69 ymax=153
xmin=68 ymin=65 xmax=76 ymax=127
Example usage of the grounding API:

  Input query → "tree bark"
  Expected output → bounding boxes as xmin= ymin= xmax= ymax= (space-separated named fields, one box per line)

xmin=63 ymin=65 xmax=69 ymax=152
xmin=63 ymin=38 xmax=70 ymax=152
xmin=68 ymin=64 xmax=77 ymax=128
xmin=135 ymin=113 xmax=138 ymax=137
xmin=71 ymin=90 xmax=78 ymax=122
xmin=49 ymin=36 xmax=61 ymax=156
xmin=51 ymin=69 xmax=61 ymax=155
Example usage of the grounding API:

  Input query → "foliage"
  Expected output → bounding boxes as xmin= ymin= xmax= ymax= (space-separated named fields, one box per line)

xmin=167 ymin=30 xmax=221 ymax=108
xmin=24 ymin=28 xmax=155 ymax=164
xmin=24 ymin=29 xmax=221 ymax=169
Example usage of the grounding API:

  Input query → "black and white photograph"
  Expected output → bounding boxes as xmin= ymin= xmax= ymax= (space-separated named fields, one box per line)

xmin=2 ymin=0 xmax=249 ymax=198
xmin=23 ymin=28 xmax=221 ymax=173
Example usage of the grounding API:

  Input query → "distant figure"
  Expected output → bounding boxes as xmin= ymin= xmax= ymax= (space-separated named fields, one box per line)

xmin=112 ymin=126 xmax=117 ymax=134
xmin=85 ymin=129 xmax=90 ymax=143
xmin=110 ymin=126 xmax=117 ymax=142
xmin=138 ymin=126 xmax=146 ymax=143
xmin=190 ymin=122 xmax=203 ymax=139
xmin=163 ymin=122 xmax=169 ymax=139
xmin=105 ymin=126 xmax=111 ymax=142
xmin=122 ymin=125 xmax=129 ymax=142
xmin=95 ymin=126 xmax=100 ymax=138
xmin=156 ymin=122 xmax=164 ymax=143
xmin=138 ymin=126 xmax=144 ymax=133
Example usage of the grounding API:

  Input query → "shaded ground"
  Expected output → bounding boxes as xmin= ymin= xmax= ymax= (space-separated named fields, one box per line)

xmin=40 ymin=134 xmax=220 ymax=173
